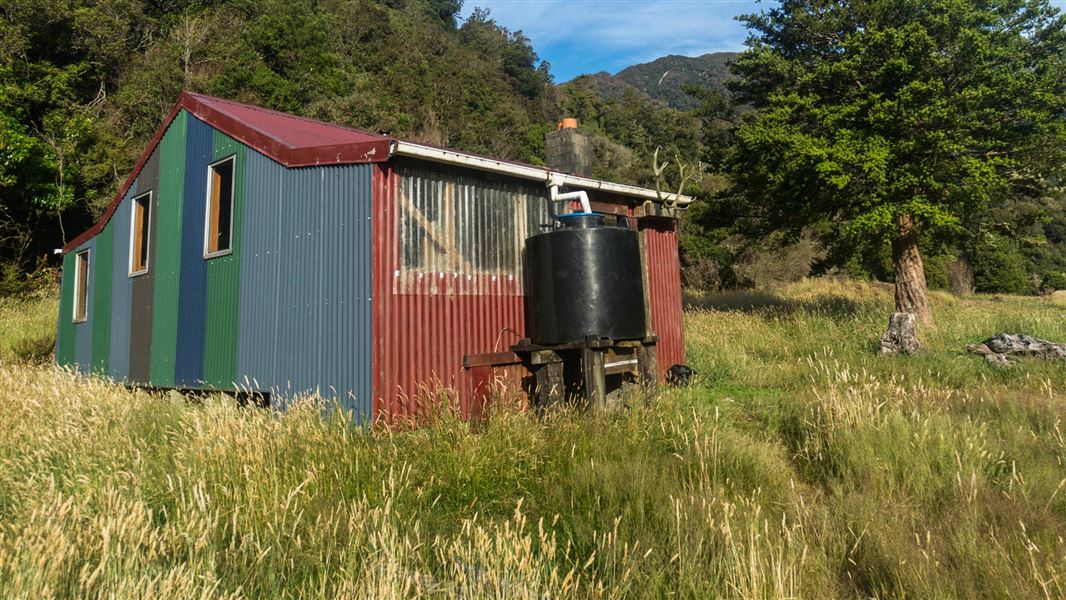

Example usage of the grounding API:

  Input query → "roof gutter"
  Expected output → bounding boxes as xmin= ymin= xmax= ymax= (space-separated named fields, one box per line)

xmin=390 ymin=141 xmax=694 ymax=206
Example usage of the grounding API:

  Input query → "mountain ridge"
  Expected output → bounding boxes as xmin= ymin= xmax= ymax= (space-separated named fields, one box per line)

xmin=574 ymin=52 xmax=739 ymax=110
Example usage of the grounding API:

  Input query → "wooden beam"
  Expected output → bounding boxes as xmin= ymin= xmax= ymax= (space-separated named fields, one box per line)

xmin=463 ymin=351 xmax=522 ymax=369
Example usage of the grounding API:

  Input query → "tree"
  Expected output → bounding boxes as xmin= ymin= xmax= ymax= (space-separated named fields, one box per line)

xmin=727 ymin=0 xmax=1066 ymax=325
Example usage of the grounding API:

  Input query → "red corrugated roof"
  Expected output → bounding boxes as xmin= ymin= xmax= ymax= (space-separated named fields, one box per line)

xmin=183 ymin=92 xmax=392 ymax=165
xmin=64 ymin=91 xmax=394 ymax=252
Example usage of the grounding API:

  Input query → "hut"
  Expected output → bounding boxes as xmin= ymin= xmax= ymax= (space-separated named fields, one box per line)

xmin=56 ymin=92 xmax=688 ymax=423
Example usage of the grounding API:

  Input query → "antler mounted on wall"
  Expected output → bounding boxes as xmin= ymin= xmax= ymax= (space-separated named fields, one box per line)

xmin=652 ymin=146 xmax=693 ymax=209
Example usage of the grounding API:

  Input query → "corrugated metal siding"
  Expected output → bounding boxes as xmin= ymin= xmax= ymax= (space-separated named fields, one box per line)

xmin=203 ymin=131 xmax=245 ymax=388
xmin=373 ymin=163 xmax=530 ymax=423
xmin=90 ymin=222 xmax=114 ymax=374
xmin=275 ymin=167 xmax=321 ymax=397
xmin=174 ymin=115 xmax=212 ymax=386
xmin=149 ymin=110 xmax=188 ymax=386
xmin=395 ymin=160 xmax=551 ymax=296
xmin=56 ymin=251 xmax=76 ymax=366
xmin=235 ymin=151 xmax=373 ymax=418
xmin=129 ymin=142 xmax=162 ymax=382
xmin=108 ymin=184 xmax=135 ymax=381
xmin=642 ymin=219 xmax=685 ymax=375
xmin=317 ymin=164 xmax=373 ymax=418
xmin=73 ymin=238 xmax=96 ymax=373
xmin=236 ymin=150 xmax=283 ymax=393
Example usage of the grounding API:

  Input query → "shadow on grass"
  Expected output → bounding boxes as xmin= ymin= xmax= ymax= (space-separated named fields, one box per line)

xmin=684 ymin=288 xmax=884 ymax=320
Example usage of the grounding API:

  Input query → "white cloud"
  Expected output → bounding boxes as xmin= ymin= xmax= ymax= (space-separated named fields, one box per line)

xmin=461 ymin=0 xmax=763 ymax=79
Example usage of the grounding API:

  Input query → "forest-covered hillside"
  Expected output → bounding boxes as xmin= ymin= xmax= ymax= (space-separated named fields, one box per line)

xmin=0 ymin=0 xmax=554 ymax=265
xmin=1 ymin=0 xmax=1064 ymax=294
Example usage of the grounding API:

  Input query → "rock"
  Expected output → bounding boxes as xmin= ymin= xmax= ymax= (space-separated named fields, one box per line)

xmin=666 ymin=364 xmax=695 ymax=386
xmin=881 ymin=312 xmax=921 ymax=355
xmin=967 ymin=333 xmax=1066 ymax=367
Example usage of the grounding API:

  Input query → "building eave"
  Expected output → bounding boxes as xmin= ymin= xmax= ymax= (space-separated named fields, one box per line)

xmin=389 ymin=140 xmax=695 ymax=206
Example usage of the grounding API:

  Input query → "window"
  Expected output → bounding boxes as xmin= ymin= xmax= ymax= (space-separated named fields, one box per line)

xmin=205 ymin=156 xmax=235 ymax=256
xmin=73 ymin=250 xmax=89 ymax=322
xmin=130 ymin=192 xmax=151 ymax=275
xmin=398 ymin=167 xmax=547 ymax=274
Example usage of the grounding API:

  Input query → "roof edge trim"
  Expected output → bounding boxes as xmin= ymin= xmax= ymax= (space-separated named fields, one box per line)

xmin=390 ymin=141 xmax=694 ymax=205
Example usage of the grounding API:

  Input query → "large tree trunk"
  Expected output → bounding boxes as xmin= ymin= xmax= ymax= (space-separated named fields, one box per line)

xmin=891 ymin=214 xmax=932 ymax=325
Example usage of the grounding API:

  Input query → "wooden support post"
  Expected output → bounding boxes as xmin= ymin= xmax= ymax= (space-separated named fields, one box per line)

xmin=637 ymin=342 xmax=658 ymax=405
xmin=582 ymin=347 xmax=607 ymax=413
xmin=638 ymin=230 xmax=655 ymax=339
xmin=534 ymin=360 xmax=565 ymax=413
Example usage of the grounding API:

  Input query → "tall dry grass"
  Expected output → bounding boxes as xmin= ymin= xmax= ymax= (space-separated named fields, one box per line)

xmin=0 ymin=278 xmax=1063 ymax=598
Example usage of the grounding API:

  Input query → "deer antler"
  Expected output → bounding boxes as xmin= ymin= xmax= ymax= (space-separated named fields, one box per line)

xmin=669 ymin=153 xmax=693 ymax=209
xmin=652 ymin=146 xmax=694 ymax=209
xmin=652 ymin=146 xmax=669 ymax=203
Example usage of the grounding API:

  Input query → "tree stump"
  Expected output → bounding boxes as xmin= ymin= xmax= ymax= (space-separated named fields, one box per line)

xmin=881 ymin=312 xmax=921 ymax=355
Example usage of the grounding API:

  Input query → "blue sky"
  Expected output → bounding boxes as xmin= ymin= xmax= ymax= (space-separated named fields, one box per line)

xmin=459 ymin=1 xmax=765 ymax=81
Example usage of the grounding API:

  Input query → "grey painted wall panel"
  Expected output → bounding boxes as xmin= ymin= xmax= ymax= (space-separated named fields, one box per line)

xmin=318 ymin=164 xmax=373 ymax=418
xmin=235 ymin=151 xmax=372 ymax=417
xmin=73 ymin=237 xmax=96 ymax=373
xmin=236 ymin=150 xmax=284 ymax=393
xmin=276 ymin=167 xmax=320 ymax=398
xmin=109 ymin=184 xmax=136 ymax=380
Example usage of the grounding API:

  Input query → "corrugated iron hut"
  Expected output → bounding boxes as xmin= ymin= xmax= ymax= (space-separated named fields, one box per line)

xmin=56 ymin=92 xmax=688 ymax=423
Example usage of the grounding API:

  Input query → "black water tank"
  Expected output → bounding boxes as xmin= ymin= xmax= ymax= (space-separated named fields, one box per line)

xmin=526 ymin=213 xmax=646 ymax=345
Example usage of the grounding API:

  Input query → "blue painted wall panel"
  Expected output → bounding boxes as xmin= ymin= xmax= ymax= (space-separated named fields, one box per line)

xmin=108 ymin=184 xmax=136 ymax=380
xmin=276 ymin=167 xmax=320 ymax=398
xmin=73 ymin=237 xmax=96 ymax=373
xmin=236 ymin=150 xmax=284 ymax=394
xmin=174 ymin=116 xmax=212 ymax=386
xmin=318 ymin=165 xmax=373 ymax=419
xmin=235 ymin=151 xmax=373 ymax=418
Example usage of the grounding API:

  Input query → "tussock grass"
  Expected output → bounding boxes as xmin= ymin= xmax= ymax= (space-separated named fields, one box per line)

xmin=0 ymin=279 xmax=1064 ymax=598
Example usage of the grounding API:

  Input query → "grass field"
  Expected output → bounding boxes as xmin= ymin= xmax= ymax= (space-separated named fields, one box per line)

xmin=0 ymin=279 xmax=1064 ymax=598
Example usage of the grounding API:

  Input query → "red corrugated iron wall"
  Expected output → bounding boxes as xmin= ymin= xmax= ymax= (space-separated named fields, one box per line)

xmin=641 ymin=219 xmax=685 ymax=376
xmin=372 ymin=162 xmax=687 ymax=423
xmin=372 ymin=163 xmax=530 ymax=424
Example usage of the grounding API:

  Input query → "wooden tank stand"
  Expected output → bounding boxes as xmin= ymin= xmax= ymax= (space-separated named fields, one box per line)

xmin=511 ymin=335 xmax=658 ymax=413
xmin=462 ymin=336 xmax=658 ymax=415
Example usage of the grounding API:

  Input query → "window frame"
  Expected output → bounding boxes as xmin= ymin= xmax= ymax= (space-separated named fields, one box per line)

xmin=128 ymin=191 xmax=152 ymax=277
xmin=73 ymin=249 xmax=90 ymax=323
xmin=203 ymin=155 xmax=237 ymax=259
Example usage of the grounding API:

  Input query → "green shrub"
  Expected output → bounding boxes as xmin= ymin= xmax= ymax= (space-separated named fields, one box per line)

xmin=968 ymin=234 xmax=1031 ymax=294
xmin=922 ymin=252 xmax=949 ymax=290
xmin=1041 ymin=271 xmax=1066 ymax=292
xmin=0 ymin=262 xmax=59 ymax=298
xmin=12 ymin=335 xmax=54 ymax=364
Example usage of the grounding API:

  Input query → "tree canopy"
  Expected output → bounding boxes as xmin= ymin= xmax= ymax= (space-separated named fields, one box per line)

xmin=726 ymin=0 xmax=1066 ymax=317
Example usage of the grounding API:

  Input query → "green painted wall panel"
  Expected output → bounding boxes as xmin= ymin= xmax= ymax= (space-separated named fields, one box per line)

xmin=203 ymin=131 xmax=245 ymax=387
xmin=149 ymin=110 xmax=188 ymax=386
xmin=91 ymin=224 xmax=114 ymax=374
xmin=57 ymin=252 xmax=76 ymax=365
